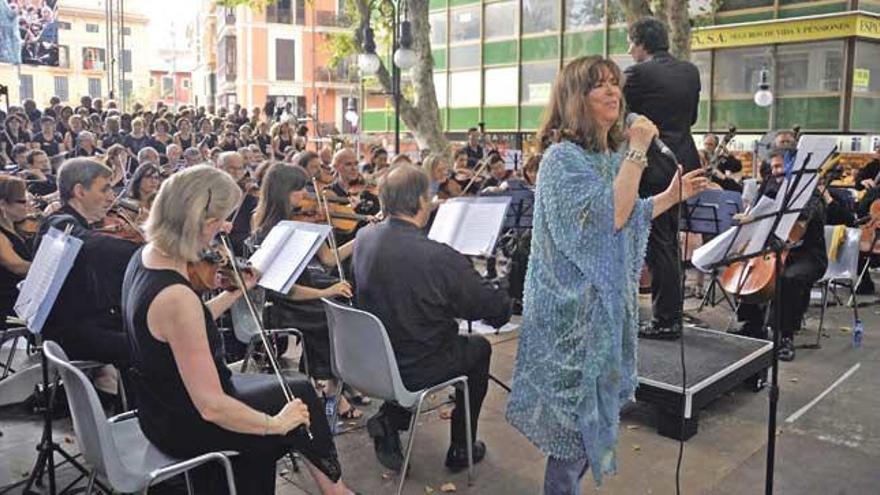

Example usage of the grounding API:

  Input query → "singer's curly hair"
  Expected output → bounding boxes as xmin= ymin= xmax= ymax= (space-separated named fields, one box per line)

xmin=537 ymin=56 xmax=626 ymax=153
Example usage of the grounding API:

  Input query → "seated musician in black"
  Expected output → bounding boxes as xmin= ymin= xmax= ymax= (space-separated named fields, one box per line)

xmin=353 ymin=164 xmax=512 ymax=472
xmin=252 ymin=163 xmax=362 ymax=425
xmin=0 ymin=176 xmax=33 ymax=330
xmin=736 ymin=149 xmax=827 ymax=361
xmin=702 ymin=133 xmax=743 ymax=192
xmin=34 ymin=158 xmax=140 ymax=373
xmin=123 ymin=165 xmax=356 ymax=495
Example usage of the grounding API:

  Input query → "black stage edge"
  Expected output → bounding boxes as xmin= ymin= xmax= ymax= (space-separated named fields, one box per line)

xmin=636 ymin=325 xmax=773 ymax=441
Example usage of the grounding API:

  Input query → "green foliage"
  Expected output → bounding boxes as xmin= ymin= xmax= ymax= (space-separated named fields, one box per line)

xmin=216 ymin=0 xmax=272 ymax=9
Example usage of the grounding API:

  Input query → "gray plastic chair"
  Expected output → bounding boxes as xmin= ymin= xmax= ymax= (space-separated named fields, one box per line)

xmin=42 ymin=341 xmax=238 ymax=495
xmin=813 ymin=226 xmax=861 ymax=347
xmin=230 ymin=290 xmax=307 ymax=375
xmin=322 ymin=298 xmax=473 ymax=495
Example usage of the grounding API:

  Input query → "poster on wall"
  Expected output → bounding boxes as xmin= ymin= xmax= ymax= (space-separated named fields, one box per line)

xmin=0 ymin=0 xmax=59 ymax=66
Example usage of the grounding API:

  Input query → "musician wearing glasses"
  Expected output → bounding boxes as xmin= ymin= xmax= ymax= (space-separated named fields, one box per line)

xmin=123 ymin=166 xmax=356 ymax=495
xmin=0 ymin=175 xmax=33 ymax=330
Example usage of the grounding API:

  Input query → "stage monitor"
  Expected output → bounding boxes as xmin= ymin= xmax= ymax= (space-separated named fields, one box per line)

xmin=1 ymin=0 xmax=60 ymax=67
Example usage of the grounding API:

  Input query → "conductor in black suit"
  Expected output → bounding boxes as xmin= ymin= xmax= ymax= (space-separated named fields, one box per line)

xmin=623 ymin=17 xmax=701 ymax=339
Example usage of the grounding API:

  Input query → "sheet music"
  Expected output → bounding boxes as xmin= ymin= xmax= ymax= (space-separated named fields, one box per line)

xmin=454 ymin=200 xmax=511 ymax=256
xmin=430 ymin=197 xmax=511 ymax=256
xmin=772 ymin=136 xmax=836 ymax=240
xmin=741 ymin=179 xmax=759 ymax=207
xmin=248 ymin=221 xmax=330 ymax=294
xmin=14 ymin=228 xmax=82 ymax=334
xmin=248 ymin=221 xmax=294 ymax=273
xmin=429 ymin=200 xmax=468 ymax=248
xmin=692 ymin=196 xmax=774 ymax=273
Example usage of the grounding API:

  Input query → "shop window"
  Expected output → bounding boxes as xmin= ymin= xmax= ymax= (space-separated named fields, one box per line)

xmin=523 ymin=0 xmax=559 ymax=35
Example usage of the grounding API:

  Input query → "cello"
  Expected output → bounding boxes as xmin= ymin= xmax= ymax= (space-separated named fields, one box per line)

xmin=718 ymin=148 xmax=835 ymax=303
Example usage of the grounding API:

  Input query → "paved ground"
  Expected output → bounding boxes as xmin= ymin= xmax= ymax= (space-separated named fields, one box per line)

xmin=1 ymin=276 xmax=878 ymax=494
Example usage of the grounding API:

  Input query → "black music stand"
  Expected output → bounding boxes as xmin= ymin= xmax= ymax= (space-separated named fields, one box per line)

xmin=708 ymin=145 xmax=824 ymax=495
xmin=683 ymin=190 xmax=743 ymax=312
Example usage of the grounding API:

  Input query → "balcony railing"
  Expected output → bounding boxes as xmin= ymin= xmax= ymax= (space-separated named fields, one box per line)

xmin=314 ymin=10 xmax=352 ymax=28
xmin=314 ymin=65 xmax=358 ymax=84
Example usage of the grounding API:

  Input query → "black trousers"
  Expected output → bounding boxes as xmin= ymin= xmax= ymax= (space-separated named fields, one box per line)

xmin=737 ymin=276 xmax=813 ymax=340
xmin=155 ymin=372 xmax=341 ymax=495
xmin=645 ymin=206 xmax=683 ymax=327
xmin=375 ymin=335 xmax=491 ymax=448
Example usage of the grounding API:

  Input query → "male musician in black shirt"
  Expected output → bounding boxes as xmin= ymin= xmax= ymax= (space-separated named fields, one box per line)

xmin=35 ymin=158 xmax=139 ymax=373
xmin=702 ymin=133 xmax=743 ymax=192
xmin=735 ymin=150 xmax=827 ymax=361
xmin=353 ymin=164 xmax=511 ymax=473
xmin=623 ymin=17 xmax=701 ymax=339
xmin=464 ymin=127 xmax=484 ymax=168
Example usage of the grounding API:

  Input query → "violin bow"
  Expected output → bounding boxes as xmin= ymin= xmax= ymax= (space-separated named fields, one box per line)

xmin=217 ymin=232 xmax=314 ymax=439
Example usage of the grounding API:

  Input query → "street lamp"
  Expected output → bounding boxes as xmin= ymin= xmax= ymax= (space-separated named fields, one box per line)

xmin=754 ymin=66 xmax=774 ymax=108
xmin=358 ymin=26 xmax=381 ymax=76
xmin=345 ymin=97 xmax=359 ymax=128
xmin=358 ymin=0 xmax=410 ymax=154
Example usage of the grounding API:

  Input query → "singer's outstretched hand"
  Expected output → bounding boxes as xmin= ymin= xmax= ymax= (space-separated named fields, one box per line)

xmin=665 ymin=166 xmax=710 ymax=203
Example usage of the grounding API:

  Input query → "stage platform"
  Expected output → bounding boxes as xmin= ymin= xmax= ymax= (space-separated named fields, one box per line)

xmin=637 ymin=325 xmax=773 ymax=441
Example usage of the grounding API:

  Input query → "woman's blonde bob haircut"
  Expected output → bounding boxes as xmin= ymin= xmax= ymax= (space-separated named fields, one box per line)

xmin=145 ymin=165 xmax=241 ymax=262
xmin=537 ymin=55 xmax=625 ymax=153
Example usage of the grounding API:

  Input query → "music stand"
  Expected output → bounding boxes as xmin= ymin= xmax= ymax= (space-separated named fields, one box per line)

xmin=707 ymin=136 xmax=834 ymax=495
xmin=683 ymin=190 xmax=743 ymax=312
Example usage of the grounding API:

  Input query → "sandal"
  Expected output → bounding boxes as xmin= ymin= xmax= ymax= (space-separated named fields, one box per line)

xmin=344 ymin=386 xmax=372 ymax=406
xmin=338 ymin=404 xmax=363 ymax=420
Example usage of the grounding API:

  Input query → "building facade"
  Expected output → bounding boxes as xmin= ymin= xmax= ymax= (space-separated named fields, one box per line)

xmin=360 ymin=0 xmax=880 ymax=142
xmin=0 ymin=0 xmax=150 ymax=108
xmin=148 ymin=70 xmax=194 ymax=109
xmin=204 ymin=0 xmax=359 ymax=137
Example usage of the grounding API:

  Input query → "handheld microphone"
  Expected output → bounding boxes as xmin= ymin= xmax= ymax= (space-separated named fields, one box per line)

xmin=625 ymin=112 xmax=678 ymax=162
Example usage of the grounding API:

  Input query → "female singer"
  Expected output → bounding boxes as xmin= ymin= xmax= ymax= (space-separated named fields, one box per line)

xmin=0 ymin=176 xmax=32 ymax=329
xmin=123 ymin=165 xmax=357 ymax=494
xmin=251 ymin=164 xmax=361 ymax=423
xmin=505 ymin=56 xmax=707 ymax=493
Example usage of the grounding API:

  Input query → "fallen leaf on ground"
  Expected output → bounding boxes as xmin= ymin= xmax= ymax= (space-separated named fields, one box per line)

xmin=63 ymin=436 xmax=74 ymax=444
xmin=626 ymin=425 xmax=640 ymax=430
xmin=425 ymin=485 xmax=435 ymax=493
xmin=439 ymin=408 xmax=454 ymax=420
xmin=381 ymin=472 xmax=392 ymax=480
xmin=632 ymin=444 xmax=641 ymax=451
xmin=789 ymin=378 xmax=798 ymax=383
xmin=840 ymin=327 xmax=851 ymax=333
xmin=440 ymin=482 xmax=457 ymax=492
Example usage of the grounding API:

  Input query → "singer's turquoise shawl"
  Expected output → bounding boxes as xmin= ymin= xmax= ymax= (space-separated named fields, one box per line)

xmin=506 ymin=140 xmax=653 ymax=484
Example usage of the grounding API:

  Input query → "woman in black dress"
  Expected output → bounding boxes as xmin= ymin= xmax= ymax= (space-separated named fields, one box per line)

xmin=251 ymin=164 xmax=362 ymax=425
xmin=271 ymin=121 xmax=295 ymax=161
xmin=0 ymin=176 xmax=33 ymax=329
xmin=173 ymin=117 xmax=195 ymax=150
xmin=123 ymin=165 xmax=357 ymax=494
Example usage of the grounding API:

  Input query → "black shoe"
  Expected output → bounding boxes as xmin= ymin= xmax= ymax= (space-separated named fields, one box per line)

xmin=367 ymin=415 xmax=404 ymax=472
xmin=778 ymin=338 xmax=795 ymax=362
xmin=639 ymin=322 xmax=682 ymax=340
xmin=445 ymin=440 xmax=486 ymax=472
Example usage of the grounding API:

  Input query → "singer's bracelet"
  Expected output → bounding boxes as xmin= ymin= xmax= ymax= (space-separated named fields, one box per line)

xmin=624 ymin=148 xmax=648 ymax=169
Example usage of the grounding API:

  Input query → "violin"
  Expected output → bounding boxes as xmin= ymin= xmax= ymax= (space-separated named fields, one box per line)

xmin=186 ymin=244 xmax=254 ymax=293
xmin=96 ymin=205 xmax=146 ymax=243
xmin=294 ymin=195 xmax=371 ymax=234
xmin=15 ymin=213 xmax=43 ymax=238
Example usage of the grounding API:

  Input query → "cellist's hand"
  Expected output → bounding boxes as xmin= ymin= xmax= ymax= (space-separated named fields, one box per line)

xmin=322 ymin=281 xmax=352 ymax=299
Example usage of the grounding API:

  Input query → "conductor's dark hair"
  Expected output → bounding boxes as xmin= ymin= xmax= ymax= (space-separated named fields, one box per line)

xmin=379 ymin=164 xmax=430 ymax=217
xmin=628 ymin=17 xmax=669 ymax=54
